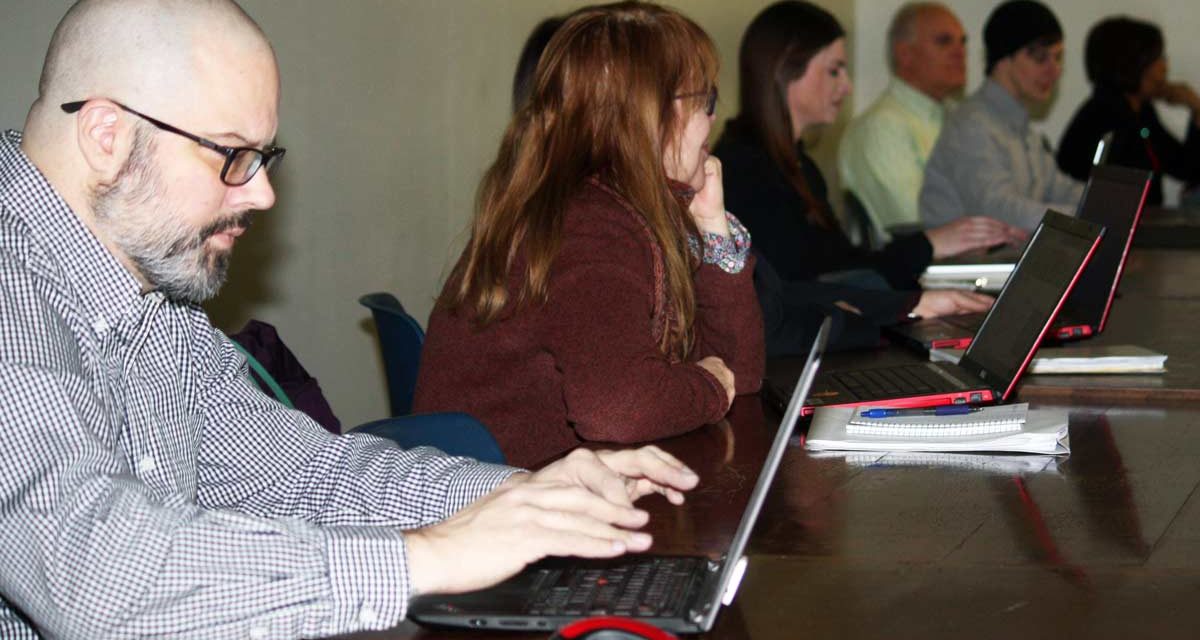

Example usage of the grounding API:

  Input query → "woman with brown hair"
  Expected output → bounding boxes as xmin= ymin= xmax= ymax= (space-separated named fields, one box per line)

xmin=715 ymin=1 xmax=1020 ymax=356
xmin=413 ymin=2 xmax=764 ymax=468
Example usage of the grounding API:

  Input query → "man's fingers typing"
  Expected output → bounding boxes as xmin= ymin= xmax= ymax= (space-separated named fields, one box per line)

xmin=595 ymin=446 xmax=700 ymax=500
xmin=553 ymin=449 xmax=635 ymax=508
xmin=508 ymin=482 xmax=649 ymax=529
xmin=530 ymin=507 xmax=653 ymax=553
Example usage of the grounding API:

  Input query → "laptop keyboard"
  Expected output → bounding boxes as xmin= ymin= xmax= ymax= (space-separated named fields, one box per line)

xmin=525 ymin=557 xmax=703 ymax=618
xmin=832 ymin=364 xmax=950 ymax=399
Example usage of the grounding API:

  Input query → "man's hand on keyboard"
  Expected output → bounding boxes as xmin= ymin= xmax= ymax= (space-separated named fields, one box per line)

xmin=404 ymin=446 xmax=699 ymax=596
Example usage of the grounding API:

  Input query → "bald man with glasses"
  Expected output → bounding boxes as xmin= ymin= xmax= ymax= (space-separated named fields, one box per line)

xmin=0 ymin=1 xmax=697 ymax=638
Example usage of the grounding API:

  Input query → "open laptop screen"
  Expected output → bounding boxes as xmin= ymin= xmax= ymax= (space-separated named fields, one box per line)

xmin=1060 ymin=165 xmax=1150 ymax=327
xmin=959 ymin=211 xmax=1104 ymax=396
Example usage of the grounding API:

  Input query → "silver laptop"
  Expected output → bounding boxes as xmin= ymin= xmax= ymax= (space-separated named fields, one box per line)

xmin=409 ymin=319 xmax=832 ymax=634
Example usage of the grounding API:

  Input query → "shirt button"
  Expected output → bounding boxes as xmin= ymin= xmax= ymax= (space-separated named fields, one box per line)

xmin=91 ymin=316 xmax=110 ymax=334
xmin=248 ymin=626 xmax=269 ymax=640
xmin=358 ymin=606 xmax=379 ymax=625
xmin=137 ymin=456 xmax=156 ymax=473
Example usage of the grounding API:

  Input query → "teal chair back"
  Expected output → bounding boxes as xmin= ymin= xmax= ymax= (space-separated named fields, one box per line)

xmin=359 ymin=292 xmax=424 ymax=416
xmin=353 ymin=413 xmax=506 ymax=465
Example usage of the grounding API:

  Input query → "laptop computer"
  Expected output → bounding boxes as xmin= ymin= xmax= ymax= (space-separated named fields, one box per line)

xmin=409 ymin=318 xmax=832 ymax=634
xmin=893 ymin=165 xmax=1149 ymax=350
xmin=766 ymin=210 xmax=1103 ymax=416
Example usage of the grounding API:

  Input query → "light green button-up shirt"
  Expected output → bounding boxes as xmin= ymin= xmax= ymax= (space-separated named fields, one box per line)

xmin=838 ymin=78 xmax=945 ymax=236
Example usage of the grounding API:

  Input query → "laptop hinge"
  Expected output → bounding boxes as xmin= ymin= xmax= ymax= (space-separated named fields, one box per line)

xmin=688 ymin=555 xmax=731 ymax=624
xmin=721 ymin=556 xmax=748 ymax=606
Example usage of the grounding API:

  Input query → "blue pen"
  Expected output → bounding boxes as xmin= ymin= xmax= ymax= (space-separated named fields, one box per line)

xmin=859 ymin=406 xmax=982 ymax=419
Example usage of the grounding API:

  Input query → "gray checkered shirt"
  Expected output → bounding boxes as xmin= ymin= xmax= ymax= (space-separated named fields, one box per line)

xmin=0 ymin=130 xmax=516 ymax=638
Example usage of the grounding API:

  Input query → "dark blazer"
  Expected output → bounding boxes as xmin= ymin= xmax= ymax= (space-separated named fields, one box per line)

xmin=714 ymin=120 xmax=932 ymax=291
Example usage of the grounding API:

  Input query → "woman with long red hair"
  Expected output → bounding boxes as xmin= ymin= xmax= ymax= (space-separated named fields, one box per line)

xmin=413 ymin=2 xmax=764 ymax=468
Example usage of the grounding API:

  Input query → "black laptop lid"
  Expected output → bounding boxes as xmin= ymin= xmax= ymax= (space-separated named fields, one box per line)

xmin=959 ymin=211 xmax=1105 ymax=398
xmin=1059 ymin=165 xmax=1151 ymax=324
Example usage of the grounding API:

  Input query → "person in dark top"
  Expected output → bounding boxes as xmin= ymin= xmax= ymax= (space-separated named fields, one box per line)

xmin=1057 ymin=16 xmax=1200 ymax=206
xmin=752 ymin=247 xmax=923 ymax=356
xmin=721 ymin=121 xmax=940 ymax=288
xmin=511 ymin=16 xmax=566 ymax=113
xmin=716 ymin=1 xmax=1019 ymax=355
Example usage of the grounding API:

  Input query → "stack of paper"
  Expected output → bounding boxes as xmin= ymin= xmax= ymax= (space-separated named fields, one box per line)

xmin=930 ymin=344 xmax=1167 ymax=374
xmin=805 ymin=403 xmax=1069 ymax=455
xmin=808 ymin=450 xmax=1062 ymax=475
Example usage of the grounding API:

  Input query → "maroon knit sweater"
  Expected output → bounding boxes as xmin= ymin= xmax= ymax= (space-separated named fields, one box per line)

xmin=413 ymin=179 xmax=765 ymax=468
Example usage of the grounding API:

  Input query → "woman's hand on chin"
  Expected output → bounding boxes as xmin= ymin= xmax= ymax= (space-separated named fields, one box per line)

xmin=689 ymin=156 xmax=730 ymax=237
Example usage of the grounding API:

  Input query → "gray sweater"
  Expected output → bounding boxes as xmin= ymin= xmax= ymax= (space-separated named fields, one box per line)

xmin=920 ymin=79 xmax=1083 ymax=230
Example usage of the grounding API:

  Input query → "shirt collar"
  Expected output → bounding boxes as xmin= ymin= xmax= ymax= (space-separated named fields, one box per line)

xmin=978 ymin=79 xmax=1029 ymax=132
xmin=1 ymin=130 xmax=147 ymax=328
xmin=889 ymin=77 xmax=945 ymax=121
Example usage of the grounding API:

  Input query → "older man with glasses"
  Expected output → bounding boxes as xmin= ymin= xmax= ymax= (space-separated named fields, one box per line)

xmin=839 ymin=2 xmax=969 ymax=237
xmin=0 ymin=1 xmax=698 ymax=638
xmin=920 ymin=0 xmax=1084 ymax=231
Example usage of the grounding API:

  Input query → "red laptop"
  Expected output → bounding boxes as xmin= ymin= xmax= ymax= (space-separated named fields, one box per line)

xmin=888 ymin=164 xmax=1150 ymax=350
xmin=768 ymin=210 xmax=1105 ymax=415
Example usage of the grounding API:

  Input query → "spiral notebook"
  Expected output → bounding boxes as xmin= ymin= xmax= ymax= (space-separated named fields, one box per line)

xmin=807 ymin=404 xmax=1069 ymax=455
xmin=846 ymin=404 xmax=1027 ymax=437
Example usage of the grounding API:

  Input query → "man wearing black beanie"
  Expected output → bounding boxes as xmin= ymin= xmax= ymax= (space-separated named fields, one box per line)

xmin=920 ymin=0 xmax=1083 ymax=230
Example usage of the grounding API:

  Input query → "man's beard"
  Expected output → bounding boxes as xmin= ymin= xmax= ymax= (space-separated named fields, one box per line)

xmin=91 ymin=126 xmax=252 ymax=303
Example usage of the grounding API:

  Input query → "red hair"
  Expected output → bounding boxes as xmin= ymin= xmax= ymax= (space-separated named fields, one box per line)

xmin=441 ymin=1 xmax=719 ymax=359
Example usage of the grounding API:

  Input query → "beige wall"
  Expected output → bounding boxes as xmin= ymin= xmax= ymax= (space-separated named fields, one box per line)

xmin=4 ymin=0 xmax=858 ymax=427
xmin=43 ymin=0 xmax=1190 ymax=424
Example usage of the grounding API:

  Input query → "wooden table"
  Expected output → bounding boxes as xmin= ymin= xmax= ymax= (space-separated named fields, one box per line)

xmin=1015 ymin=294 xmax=1200 ymax=404
xmin=345 ymin=400 xmax=1200 ymax=639
xmin=347 ymin=246 xmax=1200 ymax=639
xmin=1133 ymin=207 xmax=1200 ymax=249
xmin=820 ymin=248 xmax=1200 ymax=405
xmin=1014 ymin=246 xmax=1199 ymax=403
xmin=1119 ymin=249 xmax=1200 ymax=299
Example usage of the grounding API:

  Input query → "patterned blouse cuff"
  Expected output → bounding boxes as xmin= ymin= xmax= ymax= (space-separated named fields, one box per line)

xmin=689 ymin=212 xmax=751 ymax=274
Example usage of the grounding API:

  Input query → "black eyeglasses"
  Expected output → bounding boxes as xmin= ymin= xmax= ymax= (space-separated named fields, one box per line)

xmin=61 ymin=100 xmax=285 ymax=187
xmin=675 ymin=86 xmax=718 ymax=117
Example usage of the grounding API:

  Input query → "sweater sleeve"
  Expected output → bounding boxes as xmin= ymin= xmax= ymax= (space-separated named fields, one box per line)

xmin=873 ymin=231 xmax=933 ymax=290
xmin=540 ymin=214 xmax=729 ymax=445
xmin=690 ymin=254 xmax=765 ymax=396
